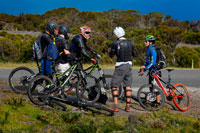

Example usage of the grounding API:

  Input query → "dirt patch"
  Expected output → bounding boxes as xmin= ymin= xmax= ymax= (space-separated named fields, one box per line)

xmin=0 ymin=85 xmax=199 ymax=118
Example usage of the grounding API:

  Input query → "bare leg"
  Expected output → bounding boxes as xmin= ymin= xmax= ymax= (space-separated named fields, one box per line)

xmin=112 ymin=87 xmax=118 ymax=105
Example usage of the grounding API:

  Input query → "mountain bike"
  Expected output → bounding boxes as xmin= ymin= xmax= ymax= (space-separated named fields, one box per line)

xmin=28 ymin=69 xmax=113 ymax=116
xmin=8 ymin=59 xmax=41 ymax=94
xmin=28 ymin=59 xmax=101 ymax=105
xmin=137 ymin=69 xmax=191 ymax=111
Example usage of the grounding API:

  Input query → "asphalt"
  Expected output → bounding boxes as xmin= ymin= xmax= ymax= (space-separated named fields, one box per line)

xmin=0 ymin=68 xmax=200 ymax=90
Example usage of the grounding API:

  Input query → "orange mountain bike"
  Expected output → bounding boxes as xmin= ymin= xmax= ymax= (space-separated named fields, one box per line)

xmin=137 ymin=69 xmax=191 ymax=111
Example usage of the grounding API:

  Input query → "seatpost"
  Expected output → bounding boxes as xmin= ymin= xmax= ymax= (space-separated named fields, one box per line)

xmin=168 ymin=71 xmax=171 ymax=84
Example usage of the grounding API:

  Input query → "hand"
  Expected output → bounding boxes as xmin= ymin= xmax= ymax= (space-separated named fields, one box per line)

xmin=96 ymin=53 xmax=101 ymax=59
xmin=139 ymin=71 xmax=145 ymax=76
xmin=139 ymin=67 xmax=145 ymax=76
xmin=91 ymin=58 xmax=96 ymax=64
xmin=140 ymin=66 xmax=145 ymax=70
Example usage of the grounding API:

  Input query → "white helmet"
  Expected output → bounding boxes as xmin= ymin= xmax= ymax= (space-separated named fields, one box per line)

xmin=113 ymin=26 xmax=125 ymax=38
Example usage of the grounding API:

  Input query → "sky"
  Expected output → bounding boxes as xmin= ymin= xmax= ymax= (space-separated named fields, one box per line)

xmin=0 ymin=0 xmax=199 ymax=21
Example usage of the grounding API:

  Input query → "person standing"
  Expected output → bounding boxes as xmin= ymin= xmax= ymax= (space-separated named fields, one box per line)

xmin=109 ymin=26 xmax=136 ymax=112
xmin=55 ymin=25 xmax=72 ymax=75
xmin=40 ymin=22 xmax=58 ymax=77
xmin=71 ymin=26 xmax=100 ymax=68
xmin=139 ymin=35 xmax=161 ymax=104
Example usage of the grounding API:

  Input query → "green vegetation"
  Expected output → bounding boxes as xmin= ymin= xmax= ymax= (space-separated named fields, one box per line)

xmin=0 ymin=92 xmax=199 ymax=132
xmin=0 ymin=7 xmax=200 ymax=68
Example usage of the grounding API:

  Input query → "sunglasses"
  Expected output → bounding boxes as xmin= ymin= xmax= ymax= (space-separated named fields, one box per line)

xmin=85 ymin=32 xmax=91 ymax=34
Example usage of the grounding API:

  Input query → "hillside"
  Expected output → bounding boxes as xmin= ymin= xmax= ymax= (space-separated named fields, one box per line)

xmin=0 ymin=7 xmax=200 ymax=67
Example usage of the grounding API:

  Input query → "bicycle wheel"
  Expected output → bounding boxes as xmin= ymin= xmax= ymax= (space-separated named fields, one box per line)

xmin=28 ymin=75 xmax=53 ymax=106
xmin=172 ymin=83 xmax=191 ymax=111
xmin=137 ymin=84 xmax=165 ymax=111
xmin=9 ymin=67 xmax=35 ymax=94
xmin=76 ymin=75 xmax=101 ymax=104
xmin=81 ymin=103 xmax=114 ymax=116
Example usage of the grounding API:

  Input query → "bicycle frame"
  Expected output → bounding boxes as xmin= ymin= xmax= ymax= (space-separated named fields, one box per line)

xmin=153 ymin=72 xmax=183 ymax=99
xmin=84 ymin=61 xmax=108 ymax=88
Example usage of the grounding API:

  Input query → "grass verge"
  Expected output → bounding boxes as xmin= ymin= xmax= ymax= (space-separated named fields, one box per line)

xmin=0 ymin=89 xmax=199 ymax=132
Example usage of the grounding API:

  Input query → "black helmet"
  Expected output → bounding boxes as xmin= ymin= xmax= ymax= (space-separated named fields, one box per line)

xmin=58 ymin=25 xmax=70 ymax=39
xmin=46 ymin=22 xmax=58 ymax=36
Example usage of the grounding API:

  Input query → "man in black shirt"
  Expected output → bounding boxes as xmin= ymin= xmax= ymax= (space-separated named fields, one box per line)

xmin=55 ymin=25 xmax=71 ymax=74
xmin=71 ymin=26 xmax=100 ymax=69
xmin=109 ymin=26 xmax=136 ymax=112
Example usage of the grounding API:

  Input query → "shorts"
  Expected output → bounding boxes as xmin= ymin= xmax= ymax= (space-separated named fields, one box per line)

xmin=56 ymin=63 xmax=70 ymax=75
xmin=111 ymin=64 xmax=133 ymax=88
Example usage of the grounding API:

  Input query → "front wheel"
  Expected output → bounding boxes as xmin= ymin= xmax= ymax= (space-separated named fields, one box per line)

xmin=76 ymin=75 xmax=101 ymax=104
xmin=28 ymin=75 xmax=53 ymax=106
xmin=172 ymin=83 xmax=191 ymax=111
xmin=137 ymin=84 xmax=165 ymax=111
xmin=9 ymin=67 xmax=35 ymax=94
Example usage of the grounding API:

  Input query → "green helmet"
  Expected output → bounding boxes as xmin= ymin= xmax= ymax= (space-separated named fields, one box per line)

xmin=145 ymin=35 xmax=155 ymax=42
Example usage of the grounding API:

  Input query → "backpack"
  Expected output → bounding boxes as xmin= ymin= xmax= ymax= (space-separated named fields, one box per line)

xmin=46 ymin=37 xmax=63 ymax=61
xmin=150 ymin=46 xmax=167 ymax=70
xmin=32 ymin=35 xmax=43 ymax=60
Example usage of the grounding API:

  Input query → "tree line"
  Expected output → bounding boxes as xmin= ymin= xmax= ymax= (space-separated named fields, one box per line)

xmin=0 ymin=7 xmax=200 ymax=68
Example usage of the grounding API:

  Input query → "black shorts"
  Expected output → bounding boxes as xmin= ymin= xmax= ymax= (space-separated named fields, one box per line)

xmin=111 ymin=64 xmax=133 ymax=88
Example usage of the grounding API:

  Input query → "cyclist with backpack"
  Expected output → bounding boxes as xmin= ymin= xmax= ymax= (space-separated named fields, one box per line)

xmin=54 ymin=25 xmax=71 ymax=75
xmin=109 ymin=26 xmax=136 ymax=112
xmin=139 ymin=35 xmax=162 ymax=105
xmin=40 ymin=22 xmax=58 ymax=77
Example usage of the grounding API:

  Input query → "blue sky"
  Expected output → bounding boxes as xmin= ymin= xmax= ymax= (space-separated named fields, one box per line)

xmin=0 ymin=0 xmax=199 ymax=21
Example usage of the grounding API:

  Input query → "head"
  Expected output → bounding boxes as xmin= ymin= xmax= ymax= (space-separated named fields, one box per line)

xmin=58 ymin=25 xmax=70 ymax=39
xmin=144 ymin=35 xmax=155 ymax=47
xmin=113 ymin=26 xmax=125 ymax=38
xmin=80 ymin=26 xmax=91 ymax=40
xmin=46 ymin=22 xmax=58 ymax=37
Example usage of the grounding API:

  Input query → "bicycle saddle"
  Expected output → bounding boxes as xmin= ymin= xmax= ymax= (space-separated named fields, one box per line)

xmin=166 ymin=69 xmax=174 ymax=72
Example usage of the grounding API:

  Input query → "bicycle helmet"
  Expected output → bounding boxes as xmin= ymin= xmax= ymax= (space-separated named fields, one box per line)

xmin=80 ymin=26 xmax=91 ymax=40
xmin=58 ymin=25 xmax=70 ymax=39
xmin=113 ymin=26 xmax=125 ymax=38
xmin=46 ymin=22 xmax=58 ymax=36
xmin=145 ymin=35 xmax=156 ymax=42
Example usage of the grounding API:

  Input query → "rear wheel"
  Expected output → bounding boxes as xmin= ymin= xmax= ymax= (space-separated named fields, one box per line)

xmin=172 ymin=83 xmax=191 ymax=111
xmin=76 ymin=75 xmax=101 ymax=104
xmin=28 ymin=75 xmax=53 ymax=106
xmin=9 ymin=67 xmax=35 ymax=94
xmin=137 ymin=84 xmax=165 ymax=111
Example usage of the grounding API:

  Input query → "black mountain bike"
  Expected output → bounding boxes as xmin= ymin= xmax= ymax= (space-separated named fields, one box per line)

xmin=28 ymin=59 xmax=101 ymax=105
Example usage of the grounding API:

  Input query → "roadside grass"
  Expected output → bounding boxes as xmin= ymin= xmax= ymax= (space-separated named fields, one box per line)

xmin=1 ymin=61 xmax=199 ymax=70
xmin=0 ymin=90 xmax=199 ymax=132
xmin=0 ymin=61 xmax=140 ymax=69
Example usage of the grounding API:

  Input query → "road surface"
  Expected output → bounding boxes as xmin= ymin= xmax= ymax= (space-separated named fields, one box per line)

xmin=0 ymin=68 xmax=199 ymax=90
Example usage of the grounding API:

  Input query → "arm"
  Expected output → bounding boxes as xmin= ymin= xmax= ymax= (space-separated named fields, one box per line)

xmin=77 ymin=38 xmax=91 ymax=59
xmin=109 ymin=42 xmax=116 ymax=58
xmin=131 ymin=40 xmax=137 ymax=57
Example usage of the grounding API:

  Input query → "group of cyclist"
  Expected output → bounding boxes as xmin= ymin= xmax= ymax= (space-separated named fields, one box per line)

xmin=38 ymin=22 xmax=159 ymax=112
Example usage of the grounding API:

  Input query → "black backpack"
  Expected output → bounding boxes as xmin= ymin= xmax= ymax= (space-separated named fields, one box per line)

xmin=150 ymin=46 xmax=167 ymax=70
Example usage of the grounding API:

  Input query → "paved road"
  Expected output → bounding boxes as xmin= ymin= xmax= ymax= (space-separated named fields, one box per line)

xmin=1 ymin=68 xmax=199 ymax=89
